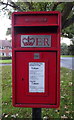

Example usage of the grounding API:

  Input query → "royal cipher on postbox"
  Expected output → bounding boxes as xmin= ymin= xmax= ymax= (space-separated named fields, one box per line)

xmin=12 ymin=11 xmax=61 ymax=108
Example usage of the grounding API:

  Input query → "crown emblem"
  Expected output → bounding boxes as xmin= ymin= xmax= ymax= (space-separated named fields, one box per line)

xmin=22 ymin=36 xmax=35 ymax=46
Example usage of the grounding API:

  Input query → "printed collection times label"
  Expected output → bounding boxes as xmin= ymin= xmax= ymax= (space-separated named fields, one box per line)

xmin=29 ymin=62 xmax=45 ymax=93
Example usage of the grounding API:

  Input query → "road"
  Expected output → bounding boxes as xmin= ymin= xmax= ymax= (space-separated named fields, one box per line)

xmin=0 ymin=57 xmax=74 ymax=70
xmin=61 ymin=57 xmax=74 ymax=70
xmin=0 ymin=63 xmax=11 ymax=66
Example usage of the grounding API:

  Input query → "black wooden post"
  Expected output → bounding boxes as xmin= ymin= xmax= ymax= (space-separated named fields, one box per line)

xmin=32 ymin=108 xmax=42 ymax=120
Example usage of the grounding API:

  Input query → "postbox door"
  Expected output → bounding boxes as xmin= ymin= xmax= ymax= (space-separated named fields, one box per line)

xmin=14 ymin=51 xmax=57 ymax=105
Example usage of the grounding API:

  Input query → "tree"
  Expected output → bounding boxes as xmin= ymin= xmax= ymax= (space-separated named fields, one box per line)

xmin=68 ymin=39 xmax=74 ymax=55
xmin=0 ymin=1 xmax=74 ymax=38
xmin=61 ymin=43 xmax=69 ymax=55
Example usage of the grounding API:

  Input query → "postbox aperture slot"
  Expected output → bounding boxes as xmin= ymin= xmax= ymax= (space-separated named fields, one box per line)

xmin=14 ymin=26 xmax=58 ymax=34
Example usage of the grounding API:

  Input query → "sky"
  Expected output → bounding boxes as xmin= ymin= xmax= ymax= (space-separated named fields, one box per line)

xmin=0 ymin=12 xmax=11 ymax=40
xmin=61 ymin=37 xmax=71 ymax=45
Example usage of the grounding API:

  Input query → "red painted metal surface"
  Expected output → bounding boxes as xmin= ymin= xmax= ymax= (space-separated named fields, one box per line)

xmin=12 ymin=11 xmax=61 ymax=108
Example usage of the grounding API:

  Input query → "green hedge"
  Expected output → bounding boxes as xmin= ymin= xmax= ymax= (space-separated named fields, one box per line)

xmin=0 ymin=56 xmax=12 ymax=60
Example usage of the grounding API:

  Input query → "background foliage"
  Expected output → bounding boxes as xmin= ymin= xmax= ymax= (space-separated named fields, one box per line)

xmin=0 ymin=1 xmax=74 ymax=38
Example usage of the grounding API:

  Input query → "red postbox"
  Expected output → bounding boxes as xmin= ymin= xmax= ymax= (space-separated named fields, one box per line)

xmin=12 ymin=11 xmax=61 ymax=108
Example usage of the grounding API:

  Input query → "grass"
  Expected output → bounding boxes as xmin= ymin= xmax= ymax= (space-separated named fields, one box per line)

xmin=0 ymin=60 xmax=12 ymax=64
xmin=0 ymin=66 xmax=74 ymax=119
xmin=0 ymin=66 xmax=2 ymax=117
xmin=61 ymin=55 xmax=74 ymax=57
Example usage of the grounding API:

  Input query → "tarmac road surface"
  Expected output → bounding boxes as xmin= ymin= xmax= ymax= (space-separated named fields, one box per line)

xmin=0 ymin=63 xmax=11 ymax=66
xmin=61 ymin=57 xmax=74 ymax=70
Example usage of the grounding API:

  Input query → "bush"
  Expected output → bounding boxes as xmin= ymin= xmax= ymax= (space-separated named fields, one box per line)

xmin=0 ymin=56 xmax=12 ymax=60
